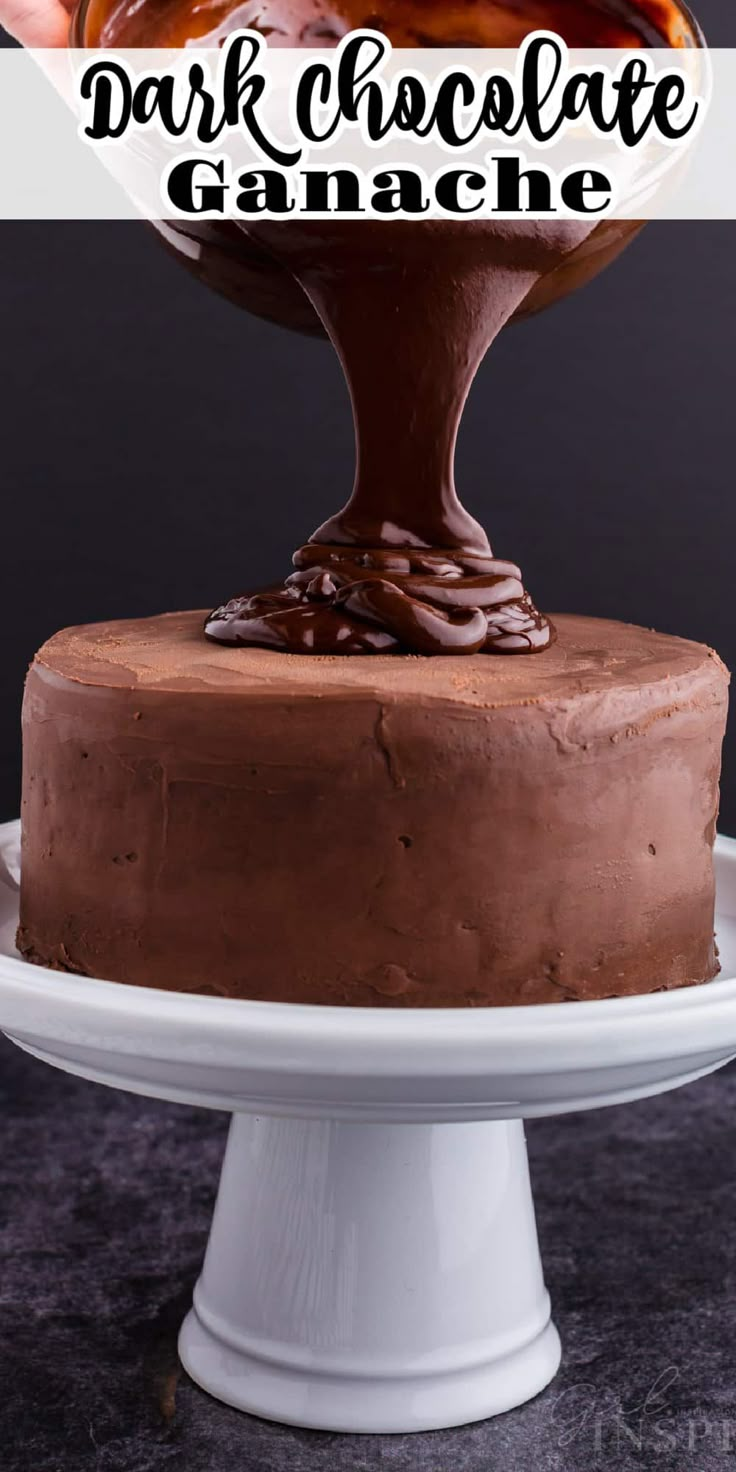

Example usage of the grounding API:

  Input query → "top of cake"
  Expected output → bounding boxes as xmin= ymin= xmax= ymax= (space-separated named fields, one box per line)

xmin=32 ymin=610 xmax=728 ymax=711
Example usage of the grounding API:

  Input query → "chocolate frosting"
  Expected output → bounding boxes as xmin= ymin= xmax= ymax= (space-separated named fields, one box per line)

xmin=18 ymin=611 xmax=729 ymax=1005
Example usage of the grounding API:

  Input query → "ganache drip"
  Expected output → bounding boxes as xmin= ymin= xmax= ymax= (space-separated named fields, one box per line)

xmin=205 ymin=544 xmax=553 ymax=655
xmin=202 ymin=218 xmax=578 ymax=660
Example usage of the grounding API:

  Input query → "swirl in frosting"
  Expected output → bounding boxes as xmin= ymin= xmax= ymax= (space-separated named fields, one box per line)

xmin=205 ymin=545 xmax=553 ymax=655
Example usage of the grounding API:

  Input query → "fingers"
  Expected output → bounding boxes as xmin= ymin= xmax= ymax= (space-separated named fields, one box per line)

xmin=0 ymin=0 xmax=70 ymax=45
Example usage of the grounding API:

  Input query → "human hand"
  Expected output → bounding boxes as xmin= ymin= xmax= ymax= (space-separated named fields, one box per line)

xmin=0 ymin=0 xmax=71 ymax=47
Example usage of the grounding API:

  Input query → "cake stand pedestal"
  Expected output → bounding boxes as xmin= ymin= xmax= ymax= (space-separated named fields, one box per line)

xmin=179 ymin=1113 xmax=558 ymax=1431
xmin=2 ymin=819 xmax=736 ymax=1433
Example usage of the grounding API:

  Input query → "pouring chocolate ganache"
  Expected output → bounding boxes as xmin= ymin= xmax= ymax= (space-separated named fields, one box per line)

xmin=81 ymin=0 xmax=693 ymax=656
xmin=204 ymin=218 xmax=591 ymax=656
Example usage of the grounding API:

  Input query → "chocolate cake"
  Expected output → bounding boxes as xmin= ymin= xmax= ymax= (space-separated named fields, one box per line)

xmin=17 ymin=610 xmax=728 ymax=1005
xmin=19 ymin=0 xmax=720 ymax=1007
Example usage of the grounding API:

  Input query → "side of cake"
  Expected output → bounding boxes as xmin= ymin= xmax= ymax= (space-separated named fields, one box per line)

xmin=17 ymin=611 xmax=729 ymax=1006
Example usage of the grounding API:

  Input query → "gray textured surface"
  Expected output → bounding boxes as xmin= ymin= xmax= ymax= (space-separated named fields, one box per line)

xmin=1 ymin=1037 xmax=735 ymax=1472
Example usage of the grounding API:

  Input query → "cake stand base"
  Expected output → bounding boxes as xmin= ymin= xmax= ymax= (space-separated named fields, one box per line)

xmin=178 ymin=1114 xmax=559 ymax=1432
xmin=3 ymin=823 xmax=736 ymax=1434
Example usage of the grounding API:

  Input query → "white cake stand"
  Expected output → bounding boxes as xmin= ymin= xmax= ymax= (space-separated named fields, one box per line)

xmin=2 ymin=818 xmax=736 ymax=1434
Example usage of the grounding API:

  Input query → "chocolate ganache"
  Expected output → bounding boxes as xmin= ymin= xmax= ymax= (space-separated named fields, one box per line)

xmin=204 ymin=219 xmax=595 ymax=656
xmin=78 ymin=0 xmax=697 ymax=658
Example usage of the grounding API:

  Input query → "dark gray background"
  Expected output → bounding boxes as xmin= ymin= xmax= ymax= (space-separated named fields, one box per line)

xmin=1 ymin=8 xmax=735 ymax=832
xmin=3 ymin=1035 xmax=736 ymax=1472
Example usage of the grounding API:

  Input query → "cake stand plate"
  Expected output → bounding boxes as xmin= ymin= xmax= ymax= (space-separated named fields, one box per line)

xmin=2 ymin=819 xmax=736 ymax=1433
